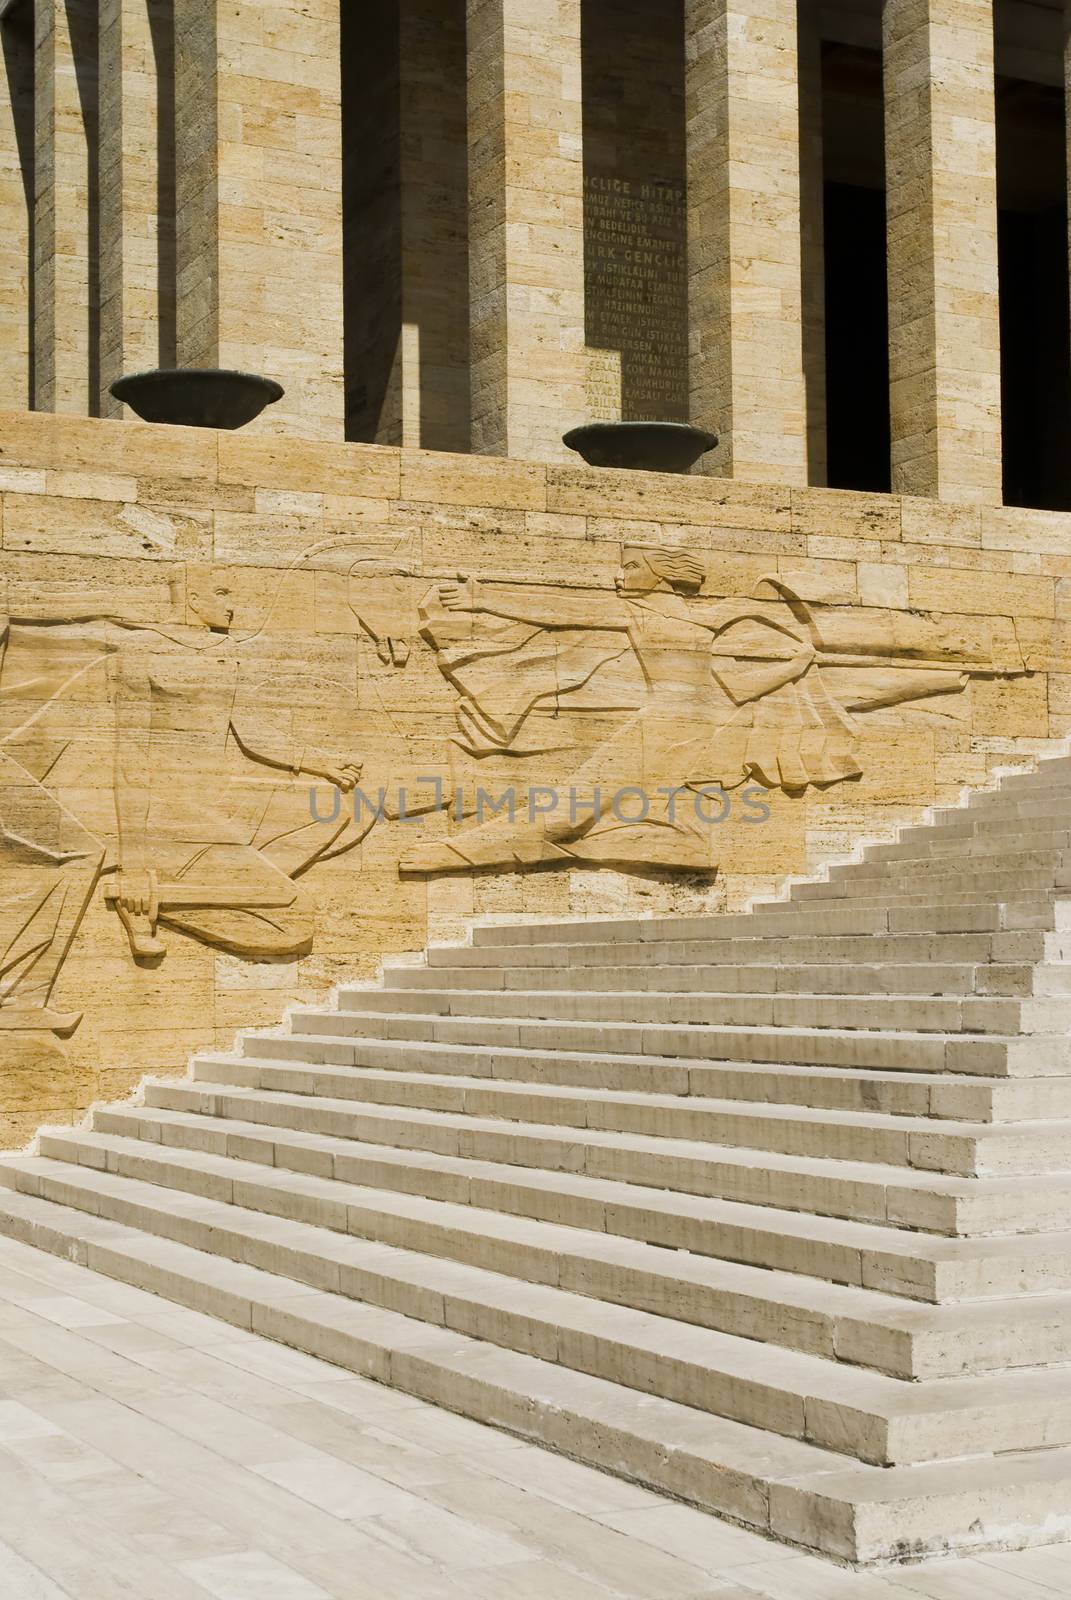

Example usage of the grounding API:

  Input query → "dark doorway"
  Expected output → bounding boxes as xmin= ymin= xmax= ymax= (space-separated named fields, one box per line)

xmin=148 ymin=0 xmax=176 ymax=369
xmin=820 ymin=43 xmax=890 ymax=493
xmin=996 ymin=76 xmax=1071 ymax=511
xmin=341 ymin=0 xmax=402 ymax=444
xmin=341 ymin=0 xmax=470 ymax=450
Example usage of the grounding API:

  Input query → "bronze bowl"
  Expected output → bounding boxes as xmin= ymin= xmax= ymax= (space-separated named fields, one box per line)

xmin=110 ymin=368 xmax=285 ymax=430
xmin=563 ymin=421 xmax=718 ymax=474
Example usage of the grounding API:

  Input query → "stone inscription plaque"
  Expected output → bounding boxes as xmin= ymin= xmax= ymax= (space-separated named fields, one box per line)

xmin=584 ymin=175 xmax=689 ymax=421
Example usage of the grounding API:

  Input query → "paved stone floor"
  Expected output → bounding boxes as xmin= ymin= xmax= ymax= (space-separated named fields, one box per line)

xmin=0 ymin=1235 xmax=1070 ymax=1600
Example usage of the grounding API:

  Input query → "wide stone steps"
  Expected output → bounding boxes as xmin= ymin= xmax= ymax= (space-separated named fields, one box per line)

xmin=227 ymin=1034 xmax=1071 ymax=1120
xmin=892 ymin=804 xmax=1071 ymax=848
xmin=863 ymin=824 xmax=1071 ymax=865
xmin=88 ymin=1099 xmax=1071 ymax=1272
xmin=845 ymin=842 xmax=1071 ymax=877
xmin=789 ymin=862 xmax=1071 ymax=905
xmin=951 ymin=770 xmax=1071 ymax=804
xmin=196 ymin=1056 xmax=1071 ymax=1178
xmin=388 ymin=959 xmax=1071 ymax=998
xmin=462 ymin=895 xmax=1063 ymax=946
xmin=934 ymin=768 xmax=1071 ymax=809
xmin=9 ymin=1189 xmax=1071 ymax=1568
xmin=193 ymin=1057 xmax=1024 ymax=1173
xmin=860 ymin=826 xmax=1071 ymax=863
xmin=25 ymin=1128 xmax=1071 ymax=1383
xmin=925 ymin=796 xmax=1071 ymax=830
xmin=8 ymin=748 xmax=1071 ymax=1563
xmin=422 ymin=928 xmax=1062 ymax=972
xmin=321 ymin=987 xmax=1071 ymax=1036
xmin=262 ymin=1013 xmax=1071 ymax=1078
xmin=7 ymin=1152 xmax=1071 ymax=1470
xmin=794 ymin=870 xmax=1062 ymax=908
xmin=769 ymin=885 xmax=1066 ymax=918
xmin=144 ymin=1077 xmax=1071 ymax=1244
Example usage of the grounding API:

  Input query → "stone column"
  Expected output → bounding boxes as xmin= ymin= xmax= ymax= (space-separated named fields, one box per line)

xmin=466 ymin=0 xmax=588 ymax=462
xmin=99 ymin=0 xmax=161 ymax=417
xmin=34 ymin=0 xmax=97 ymax=414
xmin=0 ymin=3 xmax=34 ymax=410
xmin=173 ymin=0 xmax=345 ymax=440
xmin=884 ymin=0 xmax=1002 ymax=503
xmin=685 ymin=0 xmax=809 ymax=484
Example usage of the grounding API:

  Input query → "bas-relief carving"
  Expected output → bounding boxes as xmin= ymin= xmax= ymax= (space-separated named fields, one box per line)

xmin=0 ymin=538 xmax=1030 ymax=1041
xmin=403 ymin=545 xmax=1027 ymax=875
xmin=0 ymin=567 xmax=369 ymax=1038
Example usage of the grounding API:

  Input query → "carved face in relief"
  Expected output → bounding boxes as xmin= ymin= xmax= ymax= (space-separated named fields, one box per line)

xmin=615 ymin=546 xmax=706 ymax=597
xmin=187 ymin=569 xmax=236 ymax=632
xmin=615 ymin=552 xmax=662 ymax=596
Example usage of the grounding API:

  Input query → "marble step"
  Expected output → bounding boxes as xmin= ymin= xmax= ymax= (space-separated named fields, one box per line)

xmin=232 ymin=1034 xmax=1071 ymax=1121
xmin=790 ymin=862 xmax=1071 ymax=905
xmin=924 ymin=794 xmax=1071 ymax=829
xmin=318 ymin=987 xmax=1071 ymax=1036
xmin=466 ymin=896 xmax=1063 ymax=948
xmin=950 ymin=773 xmax=1071 ymax=807
xmin=95 ymin=1099 xmax=1071 ymax=1279
xmin=862 ymin=826 xmax=1071 ymax=866
xmin=421 ymin=929 xmax=1059 ymax=972
xmin=892 ymin=803 xmax=1071 ymax=848
xmin=385 ymin=958 xmax=1071 ymax=998
xmin=824 ymin=846 xmax=1071 ymax=888
xmin=6 ymin=1155 xmax=1071 ymax=1469
xmin=933 ymin=775 xmax=1071 ymax=815
xmin=144 ymin=1078 xmax=1071 ymax=1247
xmin=255 ymin=1012 xmax=1071 ymax=1078
xmin=32 ymin=1128 xmax=1071 ymax=1381
xmin=772 ymin=884 xmax=1067 ymax=915
xmin=8 ymin=1187 xmax=1071 ymax=1566
xmin=186 ymin=1057 xmax=1071 ymax=1179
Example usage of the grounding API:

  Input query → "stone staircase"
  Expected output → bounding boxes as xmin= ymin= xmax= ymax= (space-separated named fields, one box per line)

xmin=8 ymin=759 xmax=1071 ymax=1564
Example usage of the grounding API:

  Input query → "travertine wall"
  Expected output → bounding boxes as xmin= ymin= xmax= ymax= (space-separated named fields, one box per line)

xmin=685 ymin=0 xmax=809 ymax=483
xmin=466 ymin=0 xmax=590 ymax=462
xmin=173 ymin=0 xmax=345 ymax=440
xmin=883 ymin=0 xmax=1003 ymax=504
xmin=33 ymin=0 xmax=97 ymax=417
xmin=0 ymin=408 xmax=1067 ymax=1146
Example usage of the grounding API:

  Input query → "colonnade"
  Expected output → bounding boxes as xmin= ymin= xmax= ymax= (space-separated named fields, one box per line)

xmin=0 ymin=0 xmax=1036 ymax=503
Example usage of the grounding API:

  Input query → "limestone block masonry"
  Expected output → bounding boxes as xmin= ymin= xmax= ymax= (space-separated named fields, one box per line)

xmin=172 ymin=0 xmax=346 ymax=440
xmin=0 ymin=410 xmax=1068 ymax=1143
xmin=8 ymin=751 xmax=1071 ymax=1562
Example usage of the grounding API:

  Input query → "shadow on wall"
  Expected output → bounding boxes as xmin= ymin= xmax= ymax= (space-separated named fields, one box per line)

xmin=2 ymin=1 xmax=34 ymax=409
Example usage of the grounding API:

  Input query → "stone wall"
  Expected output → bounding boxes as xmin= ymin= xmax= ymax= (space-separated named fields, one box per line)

xmin=0 ymin=407 xmax=1067 ymax=1145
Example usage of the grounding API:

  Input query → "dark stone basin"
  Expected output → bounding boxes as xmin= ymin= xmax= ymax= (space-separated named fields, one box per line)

xmin=110 ymin=368 xmax=285 ymax=430
xmin=563 ymin=421 xmax=718 ymax=474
